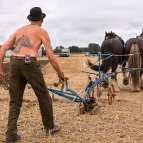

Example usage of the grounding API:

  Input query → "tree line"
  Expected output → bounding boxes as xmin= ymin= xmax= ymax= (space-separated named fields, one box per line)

xmin=53 ymin=43 xmax=100 ymax=53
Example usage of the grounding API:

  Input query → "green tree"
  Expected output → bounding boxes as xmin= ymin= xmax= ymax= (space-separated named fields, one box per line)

xmin=68 ymin=46 xmax=81 ymax=53
xmin=88 ymin=43 xmax=100 ymax=53
xmin=53 ymin=46 xmax=64 ymax=53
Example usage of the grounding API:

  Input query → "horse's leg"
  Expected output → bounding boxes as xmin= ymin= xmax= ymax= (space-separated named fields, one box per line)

xmin=111 ymin=61 xmax=120 ymax=92
xmin=122 ymin=60 xmax=129 ymax=85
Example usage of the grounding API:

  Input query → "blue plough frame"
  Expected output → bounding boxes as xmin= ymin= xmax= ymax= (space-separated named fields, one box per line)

xmin=47 ymin=53 xmax=113 ymax=104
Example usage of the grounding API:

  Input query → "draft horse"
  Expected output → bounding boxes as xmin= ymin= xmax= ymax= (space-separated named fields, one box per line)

xmin=122 ymin=32 xmax=143 ymax=91
xmin=87 ymin=31 xmax=125 ymax=92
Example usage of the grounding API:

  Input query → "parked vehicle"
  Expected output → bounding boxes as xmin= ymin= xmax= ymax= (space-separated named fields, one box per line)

xmin=60 ymin=48 xmax=70 ymax=57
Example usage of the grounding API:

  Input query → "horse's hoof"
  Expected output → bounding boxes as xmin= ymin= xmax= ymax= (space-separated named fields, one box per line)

xmin=123 ymin=78 xmax=129 ymax=85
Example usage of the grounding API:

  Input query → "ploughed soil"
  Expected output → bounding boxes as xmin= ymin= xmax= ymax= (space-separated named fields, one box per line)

xmin=0 ymin=55 xmax=143 ymax=143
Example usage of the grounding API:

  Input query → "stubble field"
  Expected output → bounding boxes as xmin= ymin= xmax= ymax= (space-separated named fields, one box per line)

xmin=0 ymin=54 xmax=143 ymax=143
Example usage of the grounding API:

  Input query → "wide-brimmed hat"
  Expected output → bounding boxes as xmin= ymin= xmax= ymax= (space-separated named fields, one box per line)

xmin=27 ymin=7 xmax=46 ymax=21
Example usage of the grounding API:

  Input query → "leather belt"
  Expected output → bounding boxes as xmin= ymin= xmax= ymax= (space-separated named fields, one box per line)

xmin=11 ymin=56 xmax=37 ymax=60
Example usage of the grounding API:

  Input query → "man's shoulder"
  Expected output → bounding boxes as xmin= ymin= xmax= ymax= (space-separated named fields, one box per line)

xmin=15 ymin=25 xmax=28 ymax=32
xmin=40 ymin=27 xmax=47 ymax=32
xmin=40 ymin=27 xmax=49 ymax=35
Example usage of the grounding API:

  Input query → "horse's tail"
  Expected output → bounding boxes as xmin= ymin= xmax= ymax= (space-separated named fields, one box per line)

xmin=87 ymin=55 xmax=112 ymax=73
xmin=87 ymin=59 xmax=103 ymax=71
xmin=128 ymin=42 xmax=141 ymax=90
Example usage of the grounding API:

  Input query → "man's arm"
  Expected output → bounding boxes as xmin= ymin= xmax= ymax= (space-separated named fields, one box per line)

xmin=0 ymin=34 xmax=15 ymax=79
xmin=41 ymin=30 xmax=64 ymax=79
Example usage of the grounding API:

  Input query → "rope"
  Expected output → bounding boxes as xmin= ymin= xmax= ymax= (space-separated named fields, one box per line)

xmin=81 ymin=51 xmax=143 ymax=73
xmin=57 ymin=51 xmax=143 ymax=82
xmin=112 ymin=52 xmax=142 ymax=57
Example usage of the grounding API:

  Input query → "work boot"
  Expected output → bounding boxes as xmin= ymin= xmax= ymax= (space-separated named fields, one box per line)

xmin=6 ymin=134 xmax=21 ymax=143
xmin=46 ymin=123 xmax=61 ymax=135
xmin=50 ymin=123 xmax=61 ymax=134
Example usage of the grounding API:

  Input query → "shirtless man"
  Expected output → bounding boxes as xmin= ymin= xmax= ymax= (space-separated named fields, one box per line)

xmin=0 ymin=7 xmax=66 ymax=143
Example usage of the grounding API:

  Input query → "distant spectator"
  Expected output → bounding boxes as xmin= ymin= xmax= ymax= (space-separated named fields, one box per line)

xmin=41 ymin=46 xmax=47 ymax=57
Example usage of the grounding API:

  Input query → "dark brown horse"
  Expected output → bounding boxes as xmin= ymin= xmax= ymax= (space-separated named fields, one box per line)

xmin=87 ymin=31 xmax=125 ymax=92
xmin=122 ymin=33 xmax=143 ymax=91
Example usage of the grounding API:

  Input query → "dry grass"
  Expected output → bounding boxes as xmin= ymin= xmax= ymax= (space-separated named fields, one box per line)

xmin=0 ymin=55 xmax=143 ymax=143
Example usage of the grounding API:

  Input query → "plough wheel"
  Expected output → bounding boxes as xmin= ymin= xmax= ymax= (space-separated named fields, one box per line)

xmin=107 ymin=84 xmax=116 ymax=105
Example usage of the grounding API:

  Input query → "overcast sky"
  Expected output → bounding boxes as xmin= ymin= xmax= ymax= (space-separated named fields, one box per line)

xmin=0 ymin=0 xmax=143 ymax=48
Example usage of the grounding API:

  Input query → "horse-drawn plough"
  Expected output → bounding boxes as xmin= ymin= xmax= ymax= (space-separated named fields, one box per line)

xmin=47 ymin=53 xmax=118 ymax=114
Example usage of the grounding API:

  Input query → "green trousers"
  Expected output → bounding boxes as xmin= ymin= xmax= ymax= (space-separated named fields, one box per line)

xmin=6 ymin=58 xmax=54 ymax=140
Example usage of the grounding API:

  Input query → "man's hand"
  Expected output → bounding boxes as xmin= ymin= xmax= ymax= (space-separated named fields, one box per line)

xmin=58 ymin=72 xmax=69 ymax=82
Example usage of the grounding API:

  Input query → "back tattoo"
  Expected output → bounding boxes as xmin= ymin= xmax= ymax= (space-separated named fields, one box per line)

xmin=14 ymin=35 xmax=32 ymax=53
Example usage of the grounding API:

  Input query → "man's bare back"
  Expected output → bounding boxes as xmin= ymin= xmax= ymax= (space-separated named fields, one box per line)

xmin=12 ymin=23 xmax=46 ymax=57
